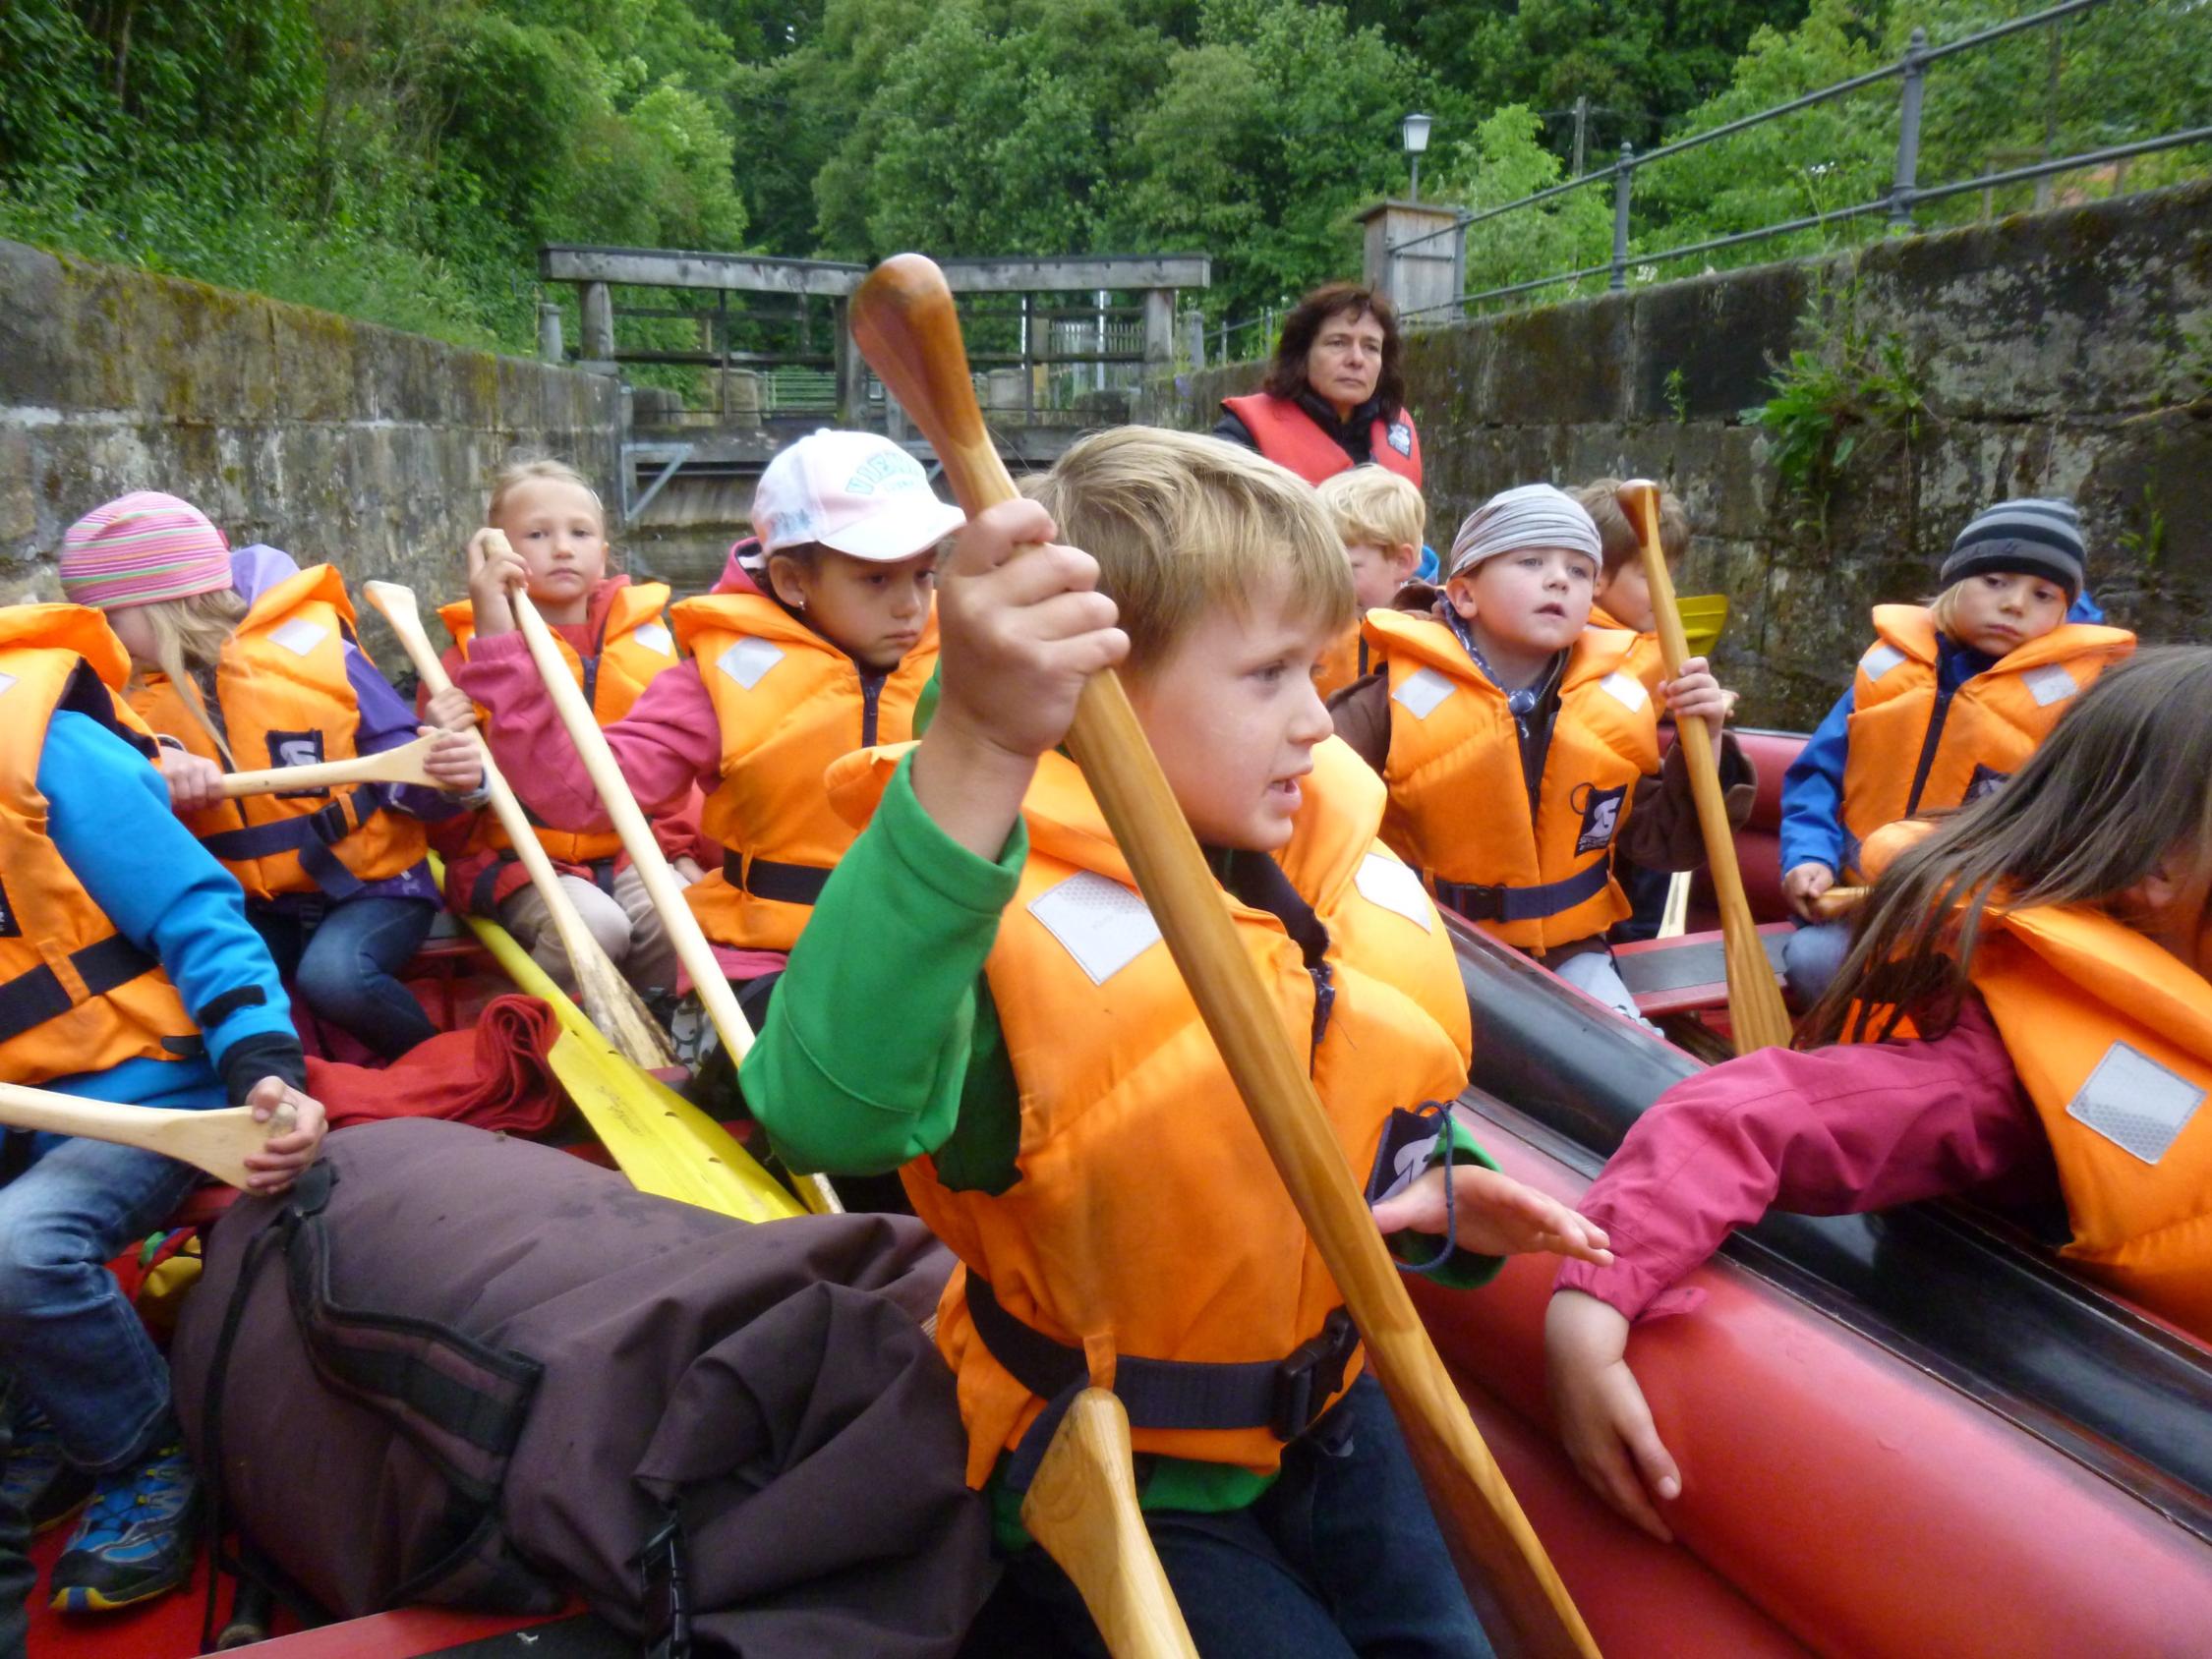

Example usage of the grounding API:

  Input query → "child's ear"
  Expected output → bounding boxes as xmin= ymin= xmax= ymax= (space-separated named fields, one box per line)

xmin=764 ymin=555 xmax=808 ymax=609
xmin=1391 ymin=541 xmax=1421 ymax=577
xmin=1443 ymin=576 xmax=1478 ymax=619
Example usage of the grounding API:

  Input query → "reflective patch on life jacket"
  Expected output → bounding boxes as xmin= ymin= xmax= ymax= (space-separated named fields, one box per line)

xmin=0 ymin=671 xmax=16 ymax=699
xmin=1354 ymin=852 xmax=1433 ymax=932
xmin=1391 ymin=667 xmax=1455 ymax=720
xmin=1573 ymin=782 xmax=1629 ymax=854
xmin=267 ymin=618 xmax=329 ymax=658
xmin=717 ymin=637 xmax=786 ymax=690
xmin=2066 ymin=1041 xmax=2204 ymax=1165
xmin=1599 ymin=671 xmax=1648 ymax=714
xmin=1027 ymin=871 xmax=1162 ymax=986
xmin=1862 ymin=642 xmax=1908 ymax=679
xmin=2022 ymin=662 xmax=2080 ymax=708
xmin=631 ymin=622 xmax=673 ymax=658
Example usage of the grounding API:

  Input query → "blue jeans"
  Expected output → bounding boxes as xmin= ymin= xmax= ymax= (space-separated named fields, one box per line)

xmin=253 ymin=894 xmax=436 ymax=1058
xmin=1781 ymin=918 xmax=1854 ymax=1006
xmin=1002 ymin=1375 xmax=1495 ymax=1658
xmin=0 ymin=1134 xmax=199 ymax=1472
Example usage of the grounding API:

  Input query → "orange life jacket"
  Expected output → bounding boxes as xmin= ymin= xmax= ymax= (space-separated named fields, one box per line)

xmin=836 ymin=737 xmax=1471 ymax=1481
xmin=1221 ymin=393 xmax=1422 ymax=487
xmin=0 ymin=605 xmax=202 ymax=1084
xmin=1362 ymin=607 xmax=1657 ymax=950
xmin=1839 ymin=605 xmax=2133 ymax=879
xmin=1966 ymin=904 xmax=2212 ymax=1342
xmin=1589 ymin=604 xmax=1664 ymax=696
xmin=1312 ymin=624 xmax=1371 ymax=703
xmin=669 ymin=590 xmax=940 ymax=952
xmin=439 ymin=582 xmax=676 ymax=867
xmin=127 ymin=564 xmax=427 ymax=902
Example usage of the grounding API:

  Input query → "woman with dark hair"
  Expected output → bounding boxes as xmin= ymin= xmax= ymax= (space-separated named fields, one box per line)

xmin=1213 ymin=282 xmax=1423 ymax=487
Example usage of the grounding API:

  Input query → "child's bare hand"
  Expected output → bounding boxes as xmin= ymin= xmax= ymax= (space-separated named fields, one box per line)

xmin=466 ymin=528 xmax=527 ymax=635
xmin=1546 ymin=1289 xmax=1681 ymax=1542
xmin=1659 ymin=656 xmax=1729 ymax=742
xmin=424 ymin=686 xmax=477 ymax=734
xmin=1370 ymin=1164 xmax=1613 ymax=1264
xmin=1781 ymin=861 xmax=1835 ymax=921
xmin=418 ymin=726 xmax=484 ymax=792
xmin=159 ymin=748 xmax=225 ymax=816
xmin=241 ymin=1077 xmax=327 ymax=1195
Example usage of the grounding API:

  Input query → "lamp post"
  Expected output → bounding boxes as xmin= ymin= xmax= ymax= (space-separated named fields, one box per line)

xmin=1402 ymin=111 xmax=1432 ymax=200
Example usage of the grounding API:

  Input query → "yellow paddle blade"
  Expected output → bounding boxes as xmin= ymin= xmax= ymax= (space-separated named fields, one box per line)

xmin=1677 ymin=594 xmax=1729 ymax=660
xmin=463 ymin=908 xmax=804 ymax=1223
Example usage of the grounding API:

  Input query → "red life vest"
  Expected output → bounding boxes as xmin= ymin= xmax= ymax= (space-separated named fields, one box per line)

xmin=1222 ymin=394 xmax=1422 ymax=488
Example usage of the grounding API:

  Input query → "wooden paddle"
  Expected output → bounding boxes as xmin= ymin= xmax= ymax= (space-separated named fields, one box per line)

xmin=361 ymin=581 xmax=675 ymax=1071
xmin=0 ymin=1081 xmax=292 ymax=1191
xmin=1021 ymin=1390 xmax=1199 ymax=1659
xmin=498 ymin=571 xmax=842 ymax=1217
xmin=1618 ymin=480 xmax=1792 ymax=1055
xmin=216 ymin=730 xmax=451 ymax=799
xmin=853 ymin=254 xmax=1599 ymax=1659
xmin=1811 ymin=884 xmax=1869 ymax=922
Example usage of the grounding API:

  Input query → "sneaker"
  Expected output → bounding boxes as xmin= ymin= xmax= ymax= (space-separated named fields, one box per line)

xmin=1 ymin=1398 xmax=93 ymax=1534
xmin=49 ymin=1441 xmax=200 ymax=1613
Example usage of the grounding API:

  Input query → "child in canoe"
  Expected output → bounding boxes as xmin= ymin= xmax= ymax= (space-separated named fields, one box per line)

xmin=1312 ymin=466 xmax=1425 ymax=699
xmin=739 ymin=428 xmax=1611 ymax=1657
xmin=61 ymin=493 xmax=482 ymax=1059
xmin=1330 ymin=483 xmax=1751 ymax=1023
xmin=0 ymin=601 xmax=323 ymax=1623
xmin=1546 ymin=648 xmax=2212 ymax=1540
xmin=1777 ymin=498 xmax=2134 ymax=1001
xmin=455 ymin=429 xmax=960 ymax=1021
xmin=436 ymin=458 xmax=688 ymax=998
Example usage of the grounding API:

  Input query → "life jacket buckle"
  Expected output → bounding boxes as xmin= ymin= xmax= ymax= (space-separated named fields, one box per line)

xmin=636 ymin=1504 xmax=691 ymax=1659
xmin=1270 ymin=1307 xmax=1358 ymax=1441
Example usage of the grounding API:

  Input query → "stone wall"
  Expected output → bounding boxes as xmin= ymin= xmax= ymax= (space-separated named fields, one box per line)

xmin=0 ymin=240 xmax=620 ymax=668
xmin=1149 ymin=181 xmax=2212 ymax=727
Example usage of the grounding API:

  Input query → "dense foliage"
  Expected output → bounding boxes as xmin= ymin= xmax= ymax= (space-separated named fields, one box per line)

xmin=1 ymin=0 xmax=2203 ymax=352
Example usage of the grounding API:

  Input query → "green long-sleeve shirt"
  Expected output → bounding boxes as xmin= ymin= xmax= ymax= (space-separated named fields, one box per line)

xmin=740 ymin=749 xmax=1497 ymax=1539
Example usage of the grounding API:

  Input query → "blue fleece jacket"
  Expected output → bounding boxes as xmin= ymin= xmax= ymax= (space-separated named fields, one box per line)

xmin=1777 ymin=593 xmax=2107 ymax=876
xmin=34 ymin=710 xmax=298 ymax=1116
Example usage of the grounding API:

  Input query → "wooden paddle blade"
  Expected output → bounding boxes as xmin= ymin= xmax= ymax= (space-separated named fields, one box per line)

xmin=0 ymin=1082 xmax=280 ymax=1190
xmin=855 ymin=256 xmax=1599 ymax=1659
xmin=1021 ymin=1390 xmax=1199 ymax=1659
xmin=1811 ymin=884 xmax=1868 ymax=922
xmin=1618 ymin=480 xmax=1792 ymax=1054
xmin=218 ymin=730 xmax=445 ymax=799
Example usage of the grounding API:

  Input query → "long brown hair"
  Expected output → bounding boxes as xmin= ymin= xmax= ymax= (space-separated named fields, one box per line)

xmin=1804 ymin=647 xmax=2212 ymax=1046
xmin=1262 ymin=282 xmax=1405 ymax=416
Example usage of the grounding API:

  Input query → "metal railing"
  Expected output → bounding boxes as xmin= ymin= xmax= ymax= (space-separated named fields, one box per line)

xmin=1392 ymin=0 xmax=2210 ymax=323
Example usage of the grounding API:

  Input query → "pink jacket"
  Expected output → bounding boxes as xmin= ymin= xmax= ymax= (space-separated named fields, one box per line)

xmin=1555 ymin=998 xmax=2061 ymax=1321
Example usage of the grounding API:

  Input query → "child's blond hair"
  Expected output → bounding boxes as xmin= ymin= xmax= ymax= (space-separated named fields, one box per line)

xmin=1572 ymin=479 xmax=1688 ymax=578
xmin=1316 ymin=468 xmax=1426 ymax=556
xmin=1029 ymin=429 xmax=1352 ymax=671
xmin=488 ymin=457 xmax=605 ymax=528
xmin=130 ymin=590 xmax=251 ymax=764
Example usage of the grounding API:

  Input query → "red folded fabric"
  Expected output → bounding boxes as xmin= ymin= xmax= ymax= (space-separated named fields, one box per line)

xmin=307 ymin=993 xmax=566 ymax=1135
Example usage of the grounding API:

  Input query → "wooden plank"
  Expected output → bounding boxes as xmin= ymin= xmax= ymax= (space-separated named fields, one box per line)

xmin=936 ymin=255 xmax=1211 ymax=292
xmin=541 ymin=246 xmax=867 ymax=295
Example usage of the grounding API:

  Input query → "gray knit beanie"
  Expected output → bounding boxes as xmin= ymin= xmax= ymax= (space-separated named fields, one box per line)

xmin=1939 ymin=497 xmax=2085 ymax=601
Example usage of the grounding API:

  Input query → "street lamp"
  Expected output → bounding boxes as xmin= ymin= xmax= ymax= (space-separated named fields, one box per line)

xmin=1402 ymin=111 xmax=1432 ymax=200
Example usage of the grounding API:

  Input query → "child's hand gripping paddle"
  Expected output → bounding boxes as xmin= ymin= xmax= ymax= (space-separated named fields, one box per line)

xmin=853 ymin=254 xmax=1601 ymax=1659
xmin=361 ymin=581 xmax=675 ymax=1071
xmin=492 ymin=560 xmax=842 ymax=1217
xmin=1617 ymin=480 xmax=1791 ymax=1053
xmin=216 ymin=730 xmax=451 ymax=799
xmin=0 ymin=1080 xmax=294 ymax=1191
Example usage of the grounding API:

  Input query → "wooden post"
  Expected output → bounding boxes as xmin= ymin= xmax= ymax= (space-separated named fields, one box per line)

xmin=581 ymin=281 xmax=616 ymax=362
xmin=1143 ymin=288 xmax=1175 ymax=373
xmin=1183 ymin=309 xmax=1204 ymax=370
xmin=538 ymin=303 xmax=564 ymax=364
xmin=834 ymin=296 xmax=871 ymax=426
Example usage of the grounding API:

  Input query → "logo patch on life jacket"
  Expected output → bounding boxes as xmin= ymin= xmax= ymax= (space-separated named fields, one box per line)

xmin=266 ymin=729 xmax=328 ymax=798
xmin=1386 ymin=422 xmax=1414 ymax=457
xmin=2066 ymin=1041 xmax=2203 ymax=1165
xmin=1572 ymin=782 xmax=1629 ymax=855
xmin=0 ymin=875 xmax=20 ymax=938
xmin=1390 ymin=666 xmax=1455 ymax=720
xmin=630 ymin=622 xmax=673 ymax=658
xmin=1963 ymin=763 xmax=2010 ymax=804
xmin=1354 ymin=852 xmax=1433 ymax=932
xmin=266 ymin=618 xmax=329 ymax=658
xmin=2021 ymin=662 xmax=2079 ymax=708
xmin=1027 ymin=872 xmax=1162 ymax=986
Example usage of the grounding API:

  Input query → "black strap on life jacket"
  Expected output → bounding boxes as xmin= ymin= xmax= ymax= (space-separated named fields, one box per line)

xmin=0 ymin=932 xmax=161 ymax=1045
xmin=964 ymin=1274 xmax=1359 ymax=1493
xmin=196 ymin=784 xmax=389 ymax=900
xmin=721 ymin=852 xmax=831 ymax=907
xmin=468 ymin=851 xmax=618 ymax=917
xmin=1430 ymin=856 xmax=1610 ymax=925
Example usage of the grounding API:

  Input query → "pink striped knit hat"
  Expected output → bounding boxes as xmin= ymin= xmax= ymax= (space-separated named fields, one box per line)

xmin=60 ymin=492 xmax=235 ymax=609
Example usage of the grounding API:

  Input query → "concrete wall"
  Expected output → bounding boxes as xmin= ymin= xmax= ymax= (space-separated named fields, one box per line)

xmin=0 ymin=240 xmax=620 ymax=667
xmin=1150 ymin=181 xmax=2212 ymax=727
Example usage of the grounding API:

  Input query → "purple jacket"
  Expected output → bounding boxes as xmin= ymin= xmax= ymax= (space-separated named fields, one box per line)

xmin=230 ymin=545 xmax=448 ymax=908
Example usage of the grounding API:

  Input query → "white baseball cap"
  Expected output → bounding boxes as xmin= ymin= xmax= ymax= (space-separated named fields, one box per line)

xmin=749 ymin=429 xmax=966 ymax=562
